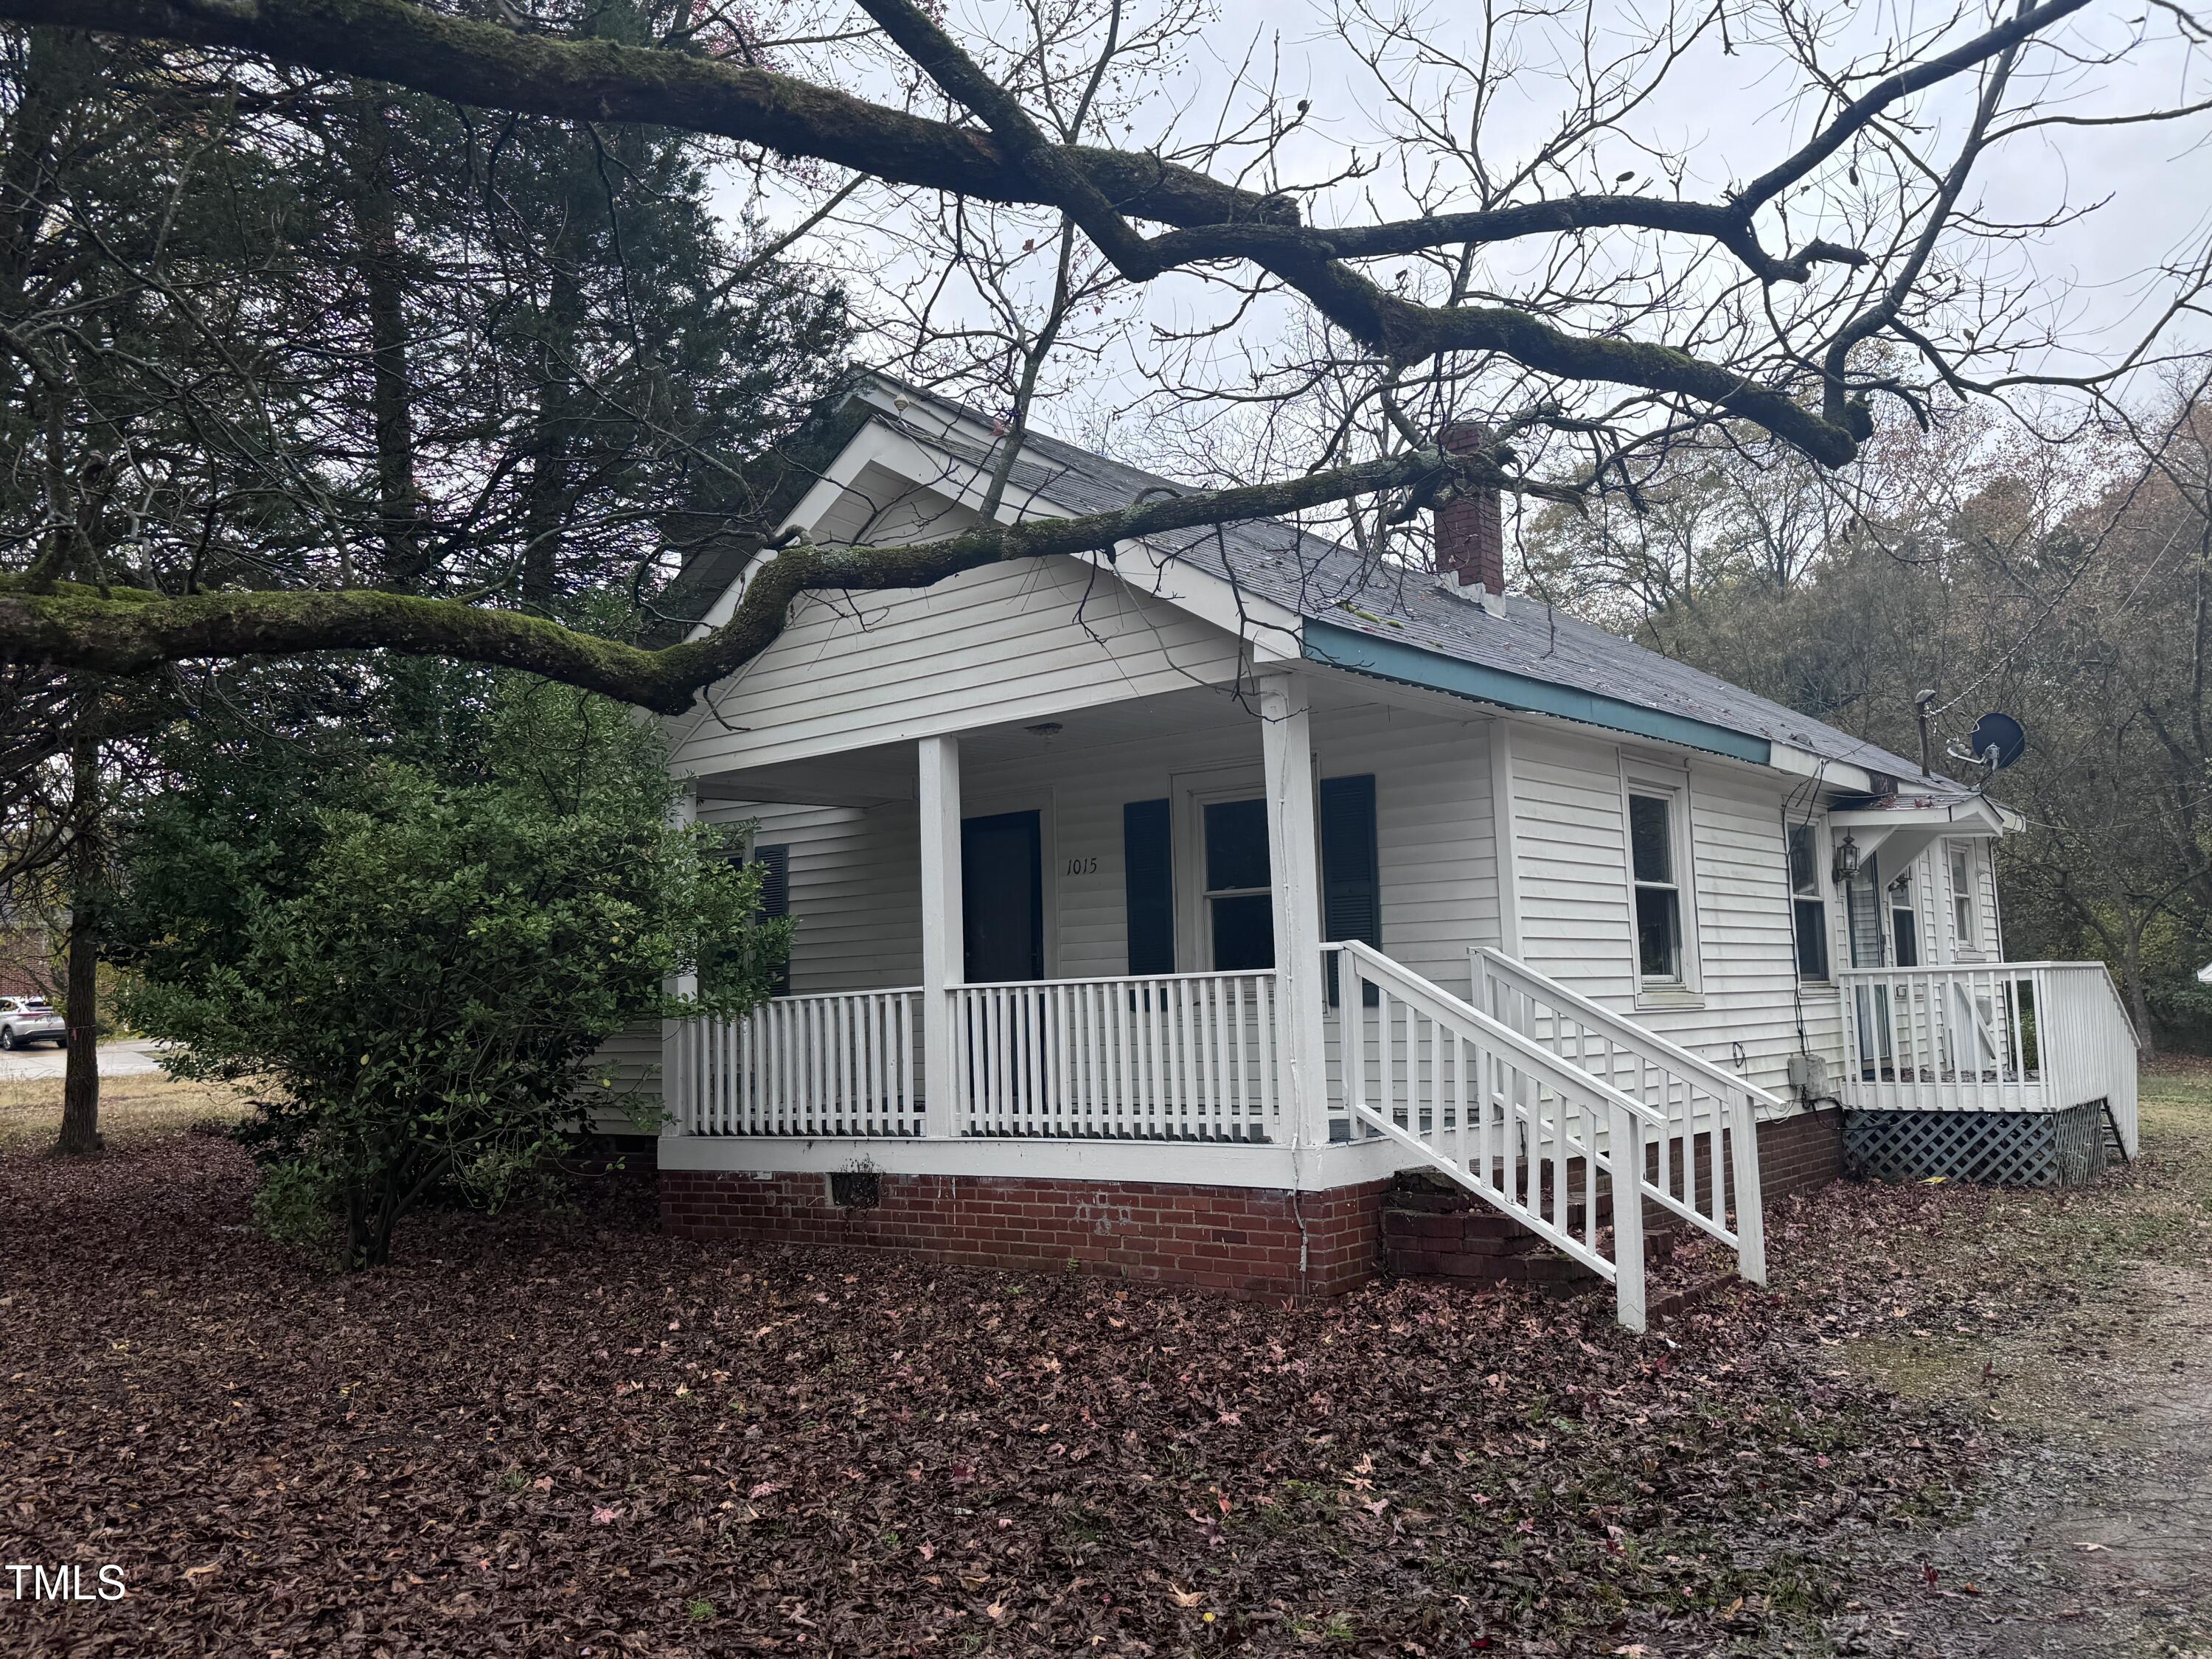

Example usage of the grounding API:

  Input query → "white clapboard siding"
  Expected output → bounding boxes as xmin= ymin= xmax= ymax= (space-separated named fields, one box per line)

xmin=701 ymin=799 xmax=925 ymax=994
xmin=1024 ymin=701 xmax=1500 ymax=987
xmin=582 ymin=1025 xmax=667 ymax=1133
xmin=1511 ymin=728 xmax=1638 ymax=1001
xmin=1506 ymin=726 xmax=1840 ymax=1101
xmin=667 ymin=547 xmax=1247 ymax=777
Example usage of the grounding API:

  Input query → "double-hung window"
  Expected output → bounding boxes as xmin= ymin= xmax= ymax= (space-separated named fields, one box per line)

xmin=1787 ymin=822 xmax=1830 ymax=981
xmin=1201 ymin=797 xmax=1275 ymax=970
xmin=1628 ymin=792 xmax=1685 ymax=984
xmin=1949 ymin=845 xmax=1978 ymax=951
xmin=1889 ymin=872 xmax=1919 ymax=967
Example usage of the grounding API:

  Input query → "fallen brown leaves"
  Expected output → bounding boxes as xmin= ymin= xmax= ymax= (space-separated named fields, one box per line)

xmin=0 ymin=1135 xmax=2000 ymax=1657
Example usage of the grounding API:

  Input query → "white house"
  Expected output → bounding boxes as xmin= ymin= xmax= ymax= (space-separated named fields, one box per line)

xmin=611 ymin=378 xmax=2140 ymax=1328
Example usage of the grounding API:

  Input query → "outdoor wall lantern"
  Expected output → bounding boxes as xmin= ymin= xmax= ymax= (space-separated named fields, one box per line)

xmin=1831 ymin=831 xmax=1860 ymax=885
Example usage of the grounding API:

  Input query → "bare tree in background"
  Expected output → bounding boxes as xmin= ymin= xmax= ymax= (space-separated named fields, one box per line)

xmin=0 ymin=0 xmax=2205 ymax=714
xmin=1540 ymin=377 xmax=2212 ymax=1044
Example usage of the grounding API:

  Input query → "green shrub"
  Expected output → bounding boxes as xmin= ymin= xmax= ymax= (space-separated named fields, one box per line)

xmin=119 ymin=671 xmax=782 ymax=1265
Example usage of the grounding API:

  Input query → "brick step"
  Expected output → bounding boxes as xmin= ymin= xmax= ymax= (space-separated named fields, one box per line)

xmin=1385 ymin=1243 xmax=1594 ymax=1287
xmin=1382 ymin=1170 xmax=1615 ymax=1230
xmin=1380 ymin=1170 xmax=1682 ymax=1293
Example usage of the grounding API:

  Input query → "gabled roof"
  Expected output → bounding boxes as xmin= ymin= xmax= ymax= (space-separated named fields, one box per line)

xmin=678 ymin=374 xmax=1988 ymax=806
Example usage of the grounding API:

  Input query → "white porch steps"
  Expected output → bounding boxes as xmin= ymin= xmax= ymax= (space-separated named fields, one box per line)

xmin=1328 ymin=941 xmax=1775 ymax=1330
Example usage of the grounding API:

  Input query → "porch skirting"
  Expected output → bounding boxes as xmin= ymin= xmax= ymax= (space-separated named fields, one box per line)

xmin=1843 ymin=1100 xmax=2110 ymax=1186
xmin=661 ymin=1170 xmax=1391 ymax=1300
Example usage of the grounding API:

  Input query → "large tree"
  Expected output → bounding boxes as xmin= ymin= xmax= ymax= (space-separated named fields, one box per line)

xmin=0 ymin=8 xmax=845 ymax=1149
xmin=0 ymin=0 xmax=2202 ymax=710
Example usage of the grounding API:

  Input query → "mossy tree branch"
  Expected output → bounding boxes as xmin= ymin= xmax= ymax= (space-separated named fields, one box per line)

xmin=0 ymin=445 xmax=1558 ymax=712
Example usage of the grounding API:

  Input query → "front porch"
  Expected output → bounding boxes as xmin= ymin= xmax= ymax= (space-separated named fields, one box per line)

xmin=645 ymin=666 xmax=2135 ymax=1314
xmin=654 ymin=669 xmax=1783 ymax=1326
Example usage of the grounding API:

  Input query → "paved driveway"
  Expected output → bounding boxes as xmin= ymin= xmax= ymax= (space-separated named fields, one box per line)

xmin=0 ymin=1037 xmax=166 ymax=1082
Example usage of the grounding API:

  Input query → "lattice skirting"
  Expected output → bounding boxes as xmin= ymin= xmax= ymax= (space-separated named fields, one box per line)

xmin=1843 ymin=1101 xmax=2109 ymax=1187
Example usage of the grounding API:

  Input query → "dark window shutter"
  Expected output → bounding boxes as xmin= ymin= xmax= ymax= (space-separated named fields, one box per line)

xmin=1319 ymin=774 xmax=1380 ymax=1005
xmin=1122 ymin=799 xmax=1175 ymax=975
xmin=753 ymin=844 xmax=791 ymax=995
xmin=753 ymin=845 xmax=790 ymax=917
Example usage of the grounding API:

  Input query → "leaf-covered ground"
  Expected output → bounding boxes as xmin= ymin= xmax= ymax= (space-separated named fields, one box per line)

xmin=4 ymin=1093 xmax=2202 ymax=1659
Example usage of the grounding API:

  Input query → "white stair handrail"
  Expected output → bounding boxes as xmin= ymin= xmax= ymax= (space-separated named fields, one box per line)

xmin=1331 ymin=940 xmax=1661 ymax=1330
xmin=1471 ymin=945 xmax=1768 ymax=1287
xmin=1340 ymin=943 xmax=1666 ymax=1133
xmin=1471 ymin=947 xmax=1786 ymax=1116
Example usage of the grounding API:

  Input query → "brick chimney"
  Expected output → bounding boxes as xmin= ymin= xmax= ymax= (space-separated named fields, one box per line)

xmin=1433 ymin=422 xmax=1504 ymax=594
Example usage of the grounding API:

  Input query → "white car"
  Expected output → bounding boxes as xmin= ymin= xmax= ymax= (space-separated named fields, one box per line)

xmin=0 ymin=996 xmax=66 ymax=1049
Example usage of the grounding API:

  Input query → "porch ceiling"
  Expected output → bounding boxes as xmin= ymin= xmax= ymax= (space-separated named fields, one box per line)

xmin=693 ymin=681 xmax=1395 ymax=806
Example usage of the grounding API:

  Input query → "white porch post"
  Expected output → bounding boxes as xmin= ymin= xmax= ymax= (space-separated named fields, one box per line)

xmin=1259 ymin=673 xmax=1329 ymax=1149
xmin=661 ymin=776 xmax=699 ymax=1139
xmin=918 ymin=734 xmax=964 ymax=1138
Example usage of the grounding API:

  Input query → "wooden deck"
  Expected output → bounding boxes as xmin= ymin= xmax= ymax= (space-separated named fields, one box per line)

xmin=1834 ymin=962 xmax=2140 ymax=1155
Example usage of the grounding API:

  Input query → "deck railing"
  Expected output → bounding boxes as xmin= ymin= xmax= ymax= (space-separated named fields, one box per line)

xmin=1472 ymin=947 xmax=1773 ymax=1281
xmin=950 ymin=970 xmax=1280 ymax=1140
xmin=681 ymin=987 xmax=923 ymax=1137
xmin=1837 ymin=961 xmax=2140 ymax=1152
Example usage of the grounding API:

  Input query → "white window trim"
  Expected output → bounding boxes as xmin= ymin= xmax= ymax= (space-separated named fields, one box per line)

xmin=1172 ymin=766 xmax=1268 ymax=973
xmin=1886 ymin=866 xmax=1921 ymax=968
xmin=1785 ymin=814 xmax=1834 ymax=987
xmin=1618 ymin=759 xmax=1703 ymax=1004
xmin=1944 ymin=838 xmax=1983 ymax=963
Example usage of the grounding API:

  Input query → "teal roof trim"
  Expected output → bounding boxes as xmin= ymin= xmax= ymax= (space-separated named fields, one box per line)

xmin=1304 ymin=619 xmax=1773 ymax=765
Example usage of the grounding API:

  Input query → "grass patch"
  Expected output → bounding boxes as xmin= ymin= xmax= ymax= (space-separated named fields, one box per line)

xmin=1834 ymin=1067 xmax=2212 ymax=1418
xmin=0 ymin=1066 xmax=248 ymax=1151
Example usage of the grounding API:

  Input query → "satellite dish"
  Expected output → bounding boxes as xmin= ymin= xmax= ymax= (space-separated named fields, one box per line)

xmin=1968 ymin=711 xmax=2026 ymax=769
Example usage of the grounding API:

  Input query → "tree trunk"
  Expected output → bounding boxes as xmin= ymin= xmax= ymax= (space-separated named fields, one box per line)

xmin=518 ymin=383 xmax=574 ymax=613
xmin=518 ymin=135 xmax=595 ymax=613
xmin=352 ymin=93 xmax=420 ymax=584
xmin=0 ymin=29 xmax=100 ymax=303
xmin=55 ymin=721 xmax=101 ymax=1156
xmin=2118 ymin=925 xmax=2157 ymax=1058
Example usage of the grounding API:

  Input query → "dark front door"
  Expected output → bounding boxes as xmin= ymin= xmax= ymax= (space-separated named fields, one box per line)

xmin=961 ymin=810 xmax=1043 ymax=982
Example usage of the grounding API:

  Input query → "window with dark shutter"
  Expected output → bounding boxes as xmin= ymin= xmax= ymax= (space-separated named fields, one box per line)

xmin=1122 ymin=799 xmax=1175 ymax=975
xmin=1320 ymin=774 xmax=1380 ymax=1005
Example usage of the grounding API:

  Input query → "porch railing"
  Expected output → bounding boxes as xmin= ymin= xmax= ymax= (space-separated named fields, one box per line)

xmin=1327 ymin=940 xmax=1669 ymax=1329
xmin=1472 ymin=947 xmax=1774 ymax=1282
xmin=951 ymin=970 xmax=1280 ymax=1140
xmin=681 ymin=987 xmax=924 ymax=1138
xmin=1837 ymin=961 xmax=2140 ymax=1152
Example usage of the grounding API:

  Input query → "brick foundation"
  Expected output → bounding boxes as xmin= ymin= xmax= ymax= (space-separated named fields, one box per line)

xmin=659 ymin=1110 xmax=1844 ymax=1299
xmin=660 ymin=1169 xmax=1391 ymax=1301
xmin=1758 ymin=1105 xmax=1845 ymax=1202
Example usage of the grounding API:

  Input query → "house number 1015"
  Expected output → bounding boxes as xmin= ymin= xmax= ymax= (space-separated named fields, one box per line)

xmin=1064 ymin=856 xmax=1099 ymax=876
